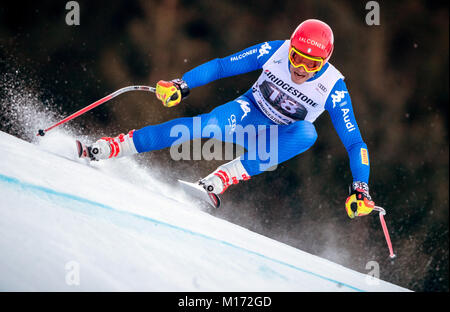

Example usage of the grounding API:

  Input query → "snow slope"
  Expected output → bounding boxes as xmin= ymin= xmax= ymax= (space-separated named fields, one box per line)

xmin=0 ymin=131 xmax=409 ymax=291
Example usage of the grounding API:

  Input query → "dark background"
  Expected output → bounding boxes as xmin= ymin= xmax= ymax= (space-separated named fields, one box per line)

xmin=0 ymin=0 xmax=448 ymax=291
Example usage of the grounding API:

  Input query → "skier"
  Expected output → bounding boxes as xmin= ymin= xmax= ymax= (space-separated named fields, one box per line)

xmin=82 ymin=19 xmax=374 ymax=218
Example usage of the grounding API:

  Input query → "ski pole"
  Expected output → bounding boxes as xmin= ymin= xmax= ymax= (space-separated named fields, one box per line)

xmin=37 ymin=85 xmax=156 ymax=136
xmin=373 ymin=206 xmax=396 ymax=259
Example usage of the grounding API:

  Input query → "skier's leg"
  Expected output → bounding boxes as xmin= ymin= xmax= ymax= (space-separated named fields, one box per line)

xmin=200 ymin=120 xmax=318 ymax=194
xmin=133 ymin=95 xmax=271 ymax=153
xmin=87 ymin=96 xmax=270 ymax=160
xmin=240 ymin=120 xmax=318 ymax=176
xmin=87 ymin=116 xmax=213 ymax=161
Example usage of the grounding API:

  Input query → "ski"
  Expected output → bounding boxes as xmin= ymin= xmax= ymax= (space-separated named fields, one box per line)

xmin=178 ymin=179 xmax=221 ymax=209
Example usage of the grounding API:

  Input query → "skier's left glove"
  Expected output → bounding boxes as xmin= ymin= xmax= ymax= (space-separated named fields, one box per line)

xmin=345 ymin=181 xmax=375 ymax=219
xmin=155 ymin=79 xmax=190 ymax=107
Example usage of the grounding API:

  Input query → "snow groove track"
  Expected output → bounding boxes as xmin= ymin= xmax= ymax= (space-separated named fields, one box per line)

xmin=0 ymin=131 xmax=409 ymax=291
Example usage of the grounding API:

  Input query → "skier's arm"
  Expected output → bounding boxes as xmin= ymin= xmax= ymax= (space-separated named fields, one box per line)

xmin=325 ymin=79 xmax=374 ymax=218
xmin=155 ymin=40 xmax=284 ymax=106
xmin=182 ymin=40 xmax=285 ymax=89
xmin=325 ymin=79 xmax=370 ymax=183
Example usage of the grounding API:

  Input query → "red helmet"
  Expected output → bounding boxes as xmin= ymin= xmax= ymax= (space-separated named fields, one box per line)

xmin=290 ymin=19 xmax=334 ymax=63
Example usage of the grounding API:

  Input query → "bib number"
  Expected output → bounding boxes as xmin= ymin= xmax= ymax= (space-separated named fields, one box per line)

xmin=260 ymin=81 xmax=307 ymax=120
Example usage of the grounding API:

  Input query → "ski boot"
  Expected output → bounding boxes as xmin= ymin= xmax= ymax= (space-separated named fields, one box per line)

xmin=199 ymin=158 xmax=251 ymax=194
xmin=77 ymin=130 xmax=138 ymax=161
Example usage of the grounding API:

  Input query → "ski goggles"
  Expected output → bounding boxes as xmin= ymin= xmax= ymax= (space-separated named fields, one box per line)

xmin=288 ymin=47 xmax=325 ymax=73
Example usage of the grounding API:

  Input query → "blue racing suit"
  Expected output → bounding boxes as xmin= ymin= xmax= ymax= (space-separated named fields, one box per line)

xmin=132 ymin=40 xmax=370 ymax=183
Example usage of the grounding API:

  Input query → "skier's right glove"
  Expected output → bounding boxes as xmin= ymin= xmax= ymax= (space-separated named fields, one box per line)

xmin=345 ymin=181 xmax=375 ymax=219
xmin=155 ymin=79 xmax=190 ymax=107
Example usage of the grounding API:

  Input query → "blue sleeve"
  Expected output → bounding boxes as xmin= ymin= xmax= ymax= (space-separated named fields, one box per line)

xmin=182 ymin=40 xmax=285 ymax=89
xmin=325 ymin=79 xmax=370 ymax=183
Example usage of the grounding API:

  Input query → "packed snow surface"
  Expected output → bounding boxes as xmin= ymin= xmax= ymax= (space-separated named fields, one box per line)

xmin=0 ymin=131 xmax=409 ymax=291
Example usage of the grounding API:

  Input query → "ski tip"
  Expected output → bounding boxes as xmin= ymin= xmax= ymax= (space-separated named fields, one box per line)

xmin=75 ymin=140 xmax=83 ymax=158
xmin=208 ymin=193 xmax=221 ymax=209
xmin=76 ymin=140 xmax=92 ymax=160
xmin=178 ymin=179 xmax=221 ymax=209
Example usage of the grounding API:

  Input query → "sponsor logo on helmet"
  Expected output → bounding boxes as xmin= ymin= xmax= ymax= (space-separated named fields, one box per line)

xmin=257 ymin=42 xmax=272 ymax=59
xmin=264 ymin=70 xmax=318 ymax=107
xmin=297 ymin=36 xmax=326 ymax=51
